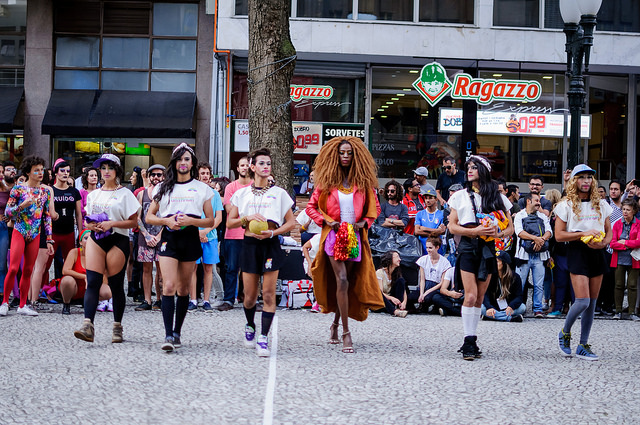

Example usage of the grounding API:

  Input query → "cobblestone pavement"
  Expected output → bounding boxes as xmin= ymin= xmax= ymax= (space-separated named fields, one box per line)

xmin=1 ymin=303 xmax=638 ymax=425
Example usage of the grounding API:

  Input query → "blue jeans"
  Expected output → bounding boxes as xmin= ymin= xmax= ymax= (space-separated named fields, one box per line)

xmin=552 ymin=254 xmax=573 ymax=313
xmin=481 ymin=303 xmax=526 ymax=321
xmin=0 ymin=222 xmax=9 ymax=292
xmin=517 ymin=253 xmax=546 ymax=313
xmin=223 ymin=239 xmax=243 ymax=304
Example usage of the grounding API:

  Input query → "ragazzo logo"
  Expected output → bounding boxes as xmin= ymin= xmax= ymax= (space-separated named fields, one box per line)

xmin=451 ymin=74 xmax=541 ymax=105
xmin=412 ymin=62 xmax=452 ymax=107
xmin=290 ymin=85 xmax=334 ymax=101
xmin=412 ymin=62 xmax=542 ymax=106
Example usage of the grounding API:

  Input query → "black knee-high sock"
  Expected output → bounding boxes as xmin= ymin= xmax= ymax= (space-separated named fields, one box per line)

xmin=244 ymin=305 xmax=257 ymax=330
xmin=108 ymin=267 xmax=127 ymax=323
xmin=84 ymin=270 xmax=103 ymax=322
xmin=173 ymin=295 xmax=190 ymax=335
xmin=161 ymin=295 xmax=175 ymax=337
xmin=261 ymin=311 xmax=275 ymax=336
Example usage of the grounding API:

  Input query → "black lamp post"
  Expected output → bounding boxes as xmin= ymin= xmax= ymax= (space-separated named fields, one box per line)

xmin=560 ymin=0 xmax=602 ymax=169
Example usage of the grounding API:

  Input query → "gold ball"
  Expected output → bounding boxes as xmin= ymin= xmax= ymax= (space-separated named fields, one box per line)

xmin=249 ymin=220 xmax=269 ymax=234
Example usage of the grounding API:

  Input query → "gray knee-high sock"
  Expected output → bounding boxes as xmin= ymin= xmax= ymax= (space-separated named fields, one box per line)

xmin=562 ymin=297 xmax=590 ymax=333
xmin=579 ymin=298 xmax=598 ymax=345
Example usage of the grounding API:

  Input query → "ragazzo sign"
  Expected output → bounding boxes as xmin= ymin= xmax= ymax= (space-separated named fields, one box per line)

xmin=413 ymin=62 xmax=542 ymax=107
xmin=290 ymin=85 xmax=334 ymax=101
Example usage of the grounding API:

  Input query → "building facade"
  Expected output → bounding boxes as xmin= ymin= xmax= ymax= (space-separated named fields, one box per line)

xmin=0 ymin=0 xmax=213 ymax=176
xmin=214 ymin=0 xmax=639 ymax=188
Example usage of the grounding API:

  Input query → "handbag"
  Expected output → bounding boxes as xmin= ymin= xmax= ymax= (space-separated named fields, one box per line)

xmin=631 ymin=248 xmax=640 ymax=261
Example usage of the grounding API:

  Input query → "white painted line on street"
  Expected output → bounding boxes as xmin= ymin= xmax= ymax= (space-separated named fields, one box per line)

xmin=262 ymin=315 xmax=278 ymax=425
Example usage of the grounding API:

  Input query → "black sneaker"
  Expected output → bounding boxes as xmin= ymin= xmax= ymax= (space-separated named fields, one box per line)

xmin=458 ymin=336 xmax=476 ymax=361
xmin=135 ymin=301 xmax=152 ymax=311
xmin=62 ymin=303 xmax=71 ymax=315
xmin=152 ymin=300 xmax=162 ymax=310
xmin=172 ymin=332 xmax=182 ymax=348
xmin=470 ymin=335 xmax=482 ymax=358
xmin=161 ymin=336 xmax=175 ymax=352
xmin=511 ymin=314 xmax=523 ymax=323
xmin=9 ymin=297 xmax=19 ymax=308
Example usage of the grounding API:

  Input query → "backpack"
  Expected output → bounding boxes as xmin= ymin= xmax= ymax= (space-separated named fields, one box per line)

xmin=520 ymin=213 xmax=549 ymax=254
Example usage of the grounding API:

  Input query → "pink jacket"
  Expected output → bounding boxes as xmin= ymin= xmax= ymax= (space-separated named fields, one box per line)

xmin=610 ymin=218 xmax=640 ymax=268
xmin=306 ymin=186 xmax=381 ymax=228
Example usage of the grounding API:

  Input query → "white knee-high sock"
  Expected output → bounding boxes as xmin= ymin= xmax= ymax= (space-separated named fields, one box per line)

xmin=470 ymin=306 xmax=482 ymax=335
xmin=462 ymin=306 xmax=475 ymax=337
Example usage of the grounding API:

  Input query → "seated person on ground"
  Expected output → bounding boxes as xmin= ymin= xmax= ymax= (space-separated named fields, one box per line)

xmin=416 ymin=237 xmax=451 ymax=311
xmin=481 ymin=251 xmax=525 ymax=322
xmin=432 ymin=266 xmax=462 ymax=316
xmin=375 ymin=251 xmax=408 ymax=317
xmin=58 ymin=230 xmax=111 ymax=314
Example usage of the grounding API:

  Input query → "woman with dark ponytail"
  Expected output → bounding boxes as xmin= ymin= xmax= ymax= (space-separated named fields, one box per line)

xmin=446 ymin=155 xmax=514 ymax=360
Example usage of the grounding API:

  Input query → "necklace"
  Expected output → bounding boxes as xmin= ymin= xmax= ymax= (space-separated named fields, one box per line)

xmin=337 ymin=182 xmax=353 ymax=194
xmin=426 ymin=209 xmax=437 ymax=223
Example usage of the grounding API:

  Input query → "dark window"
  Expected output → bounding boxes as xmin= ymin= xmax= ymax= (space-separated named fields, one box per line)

xmin=235 ymin=0 xmax=248 ymax=16
xmin=420 ymin=0 xmax=474 ymax=24
xmin=103 ymin=2 xmax=151 ymax=35
xmin=0 ymin=2 xmax=26 ymax=87
xmin=297 ymin=0 xmax=352 ymax=19
xmin=597 ymin=0 xmax=640 ymax=33
xmin=493 ymin=0 xmax=539 ymax=28
xmin=544 ymin=0 xmax=563 ymax=29
xmin=359 ymin=0 xmax=413 ymax=21
xmin=54 ymin=1 xmax=101 ymax=34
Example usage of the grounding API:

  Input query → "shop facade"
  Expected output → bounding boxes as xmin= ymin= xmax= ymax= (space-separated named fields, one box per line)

xmin=215 ymin=0 xmax=639 ymax=187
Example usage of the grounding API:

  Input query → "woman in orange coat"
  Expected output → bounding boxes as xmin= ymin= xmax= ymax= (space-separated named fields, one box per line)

xmin=306 ymin=136 xmax=383 ymax=353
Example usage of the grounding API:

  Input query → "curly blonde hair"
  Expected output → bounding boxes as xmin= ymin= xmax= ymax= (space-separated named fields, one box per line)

xmin=544 ymin=188 xmax=562 ymax=212
xmin=312 ymin=137 xmax=378 ymax=193
xmin=566 ymin=175 xmax=602 ymax=220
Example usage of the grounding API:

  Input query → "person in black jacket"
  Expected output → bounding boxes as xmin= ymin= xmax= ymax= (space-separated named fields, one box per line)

xmin=481 ymin=251 xmax=525 ymax=322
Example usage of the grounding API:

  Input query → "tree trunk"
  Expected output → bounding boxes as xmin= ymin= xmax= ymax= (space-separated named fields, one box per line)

xmin=248 ymin=0 xmax=296 ymax=194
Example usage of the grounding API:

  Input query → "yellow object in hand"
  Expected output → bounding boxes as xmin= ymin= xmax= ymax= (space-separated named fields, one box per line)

xmin=249 ymin=220 xmax=269 ymax=234
xmin=581 ymin=231 xmax=605 ymax=244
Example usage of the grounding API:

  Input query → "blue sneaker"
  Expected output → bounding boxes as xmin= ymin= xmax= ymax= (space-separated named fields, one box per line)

xmin=558 ymin=329 xmax=572 ymax=357
xmin=244 ymin=325 xmax=256 ymax=348
xmin=547 ymin=311 xmax=562 ymax=318
xmin=576 ymin=344 xmax=598 ymax=361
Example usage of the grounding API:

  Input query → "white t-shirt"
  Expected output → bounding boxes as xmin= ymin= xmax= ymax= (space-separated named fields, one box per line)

xmin=416 ymin=254 xmax=451 ymax=283
xmin=303 ymin=233 xmax=321 ymax=275
xmin=296 ymin=209 xmax=322 ymax=234
xmin=152 ymin=179 xmax=213 ymax=217
xmin=448 ymin=189 xmax=512 ymax=225
xmin=554 ymin=199 xmax=613 ymax=233
xmin=442 ymin=267 xmax=455 ymax=291
xmin=338 ymin=191 xmax=356 ymax=224
xmin=231 ymin=185 xmax=293 ymax=227
xmin=85 ymin=187 xmax=141 ymax=237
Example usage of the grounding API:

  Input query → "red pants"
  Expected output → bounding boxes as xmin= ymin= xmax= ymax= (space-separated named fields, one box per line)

xmin=2 ymin=229 xmax=40 ymax=308
xmin=42 ymin=232 xmax=76 ymax=288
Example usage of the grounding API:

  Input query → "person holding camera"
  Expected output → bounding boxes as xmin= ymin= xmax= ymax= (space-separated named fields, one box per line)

xmin=514 ymin=192 xmax=552 ymax=317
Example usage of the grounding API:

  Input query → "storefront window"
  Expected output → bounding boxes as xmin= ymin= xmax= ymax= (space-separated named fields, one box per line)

xmin=475 ymin=71 xmax=566 ymax=183
xmin=371 ymin=67 xmax=462 ymax=179
xmin=493 ymin=0 xmax=539 ymax=28
xmin=359 ymin=0 xmax=413 ymax=21
xmin=297 ymin=0 xmax=352 ymax=18
xmin=0 ymin=0 xmax=26 ymax=85
xmin=419 ymin=0 xmax=474 ymax=24
xmin=588 ymin=75 xmax=627 ymax=181
xmin=53 ymin=1 xmax=197 ymax=92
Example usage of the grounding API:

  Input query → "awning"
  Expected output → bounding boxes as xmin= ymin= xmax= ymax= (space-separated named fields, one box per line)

xmin=41 ymin=89 xmax=196 ymax=138
xmin=0 ymin=87 xmax=24 ymax=133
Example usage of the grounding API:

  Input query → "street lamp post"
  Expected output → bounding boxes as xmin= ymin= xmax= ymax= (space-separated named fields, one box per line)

xmin=560 ymin=0 xmax=603 ymax=169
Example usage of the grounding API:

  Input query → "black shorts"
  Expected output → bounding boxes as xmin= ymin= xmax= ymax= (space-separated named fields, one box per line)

xmin=239 ymin=236 xmax=284 ymax=275
xmin=457 ymin=236 xmax=497 ymax=276
xmin=91 ymin=232 xmax=130 ymax=258
xmin=567 ymin=241 xmax=607 ymax=278
xmin=158 ymin=226 xmax=202 ymax=262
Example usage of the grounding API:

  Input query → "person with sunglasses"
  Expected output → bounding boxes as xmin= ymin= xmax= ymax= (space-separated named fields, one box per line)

xmin=402 ymin=179 xmax=426 ymax=235
xmin=436 ymin=156 xmax=464 ymax=206
xmin=518 ymin=175 xmax=552 ymax=217
xmin=377 ymin=180 xmax=409 ymax=231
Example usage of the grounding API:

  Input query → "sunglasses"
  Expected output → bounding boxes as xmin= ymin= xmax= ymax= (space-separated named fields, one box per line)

xmin=443 ymin=166 xmax=452 ymax=170
xmin=387 ymin=190 xmax=396 ymax=193
xmin=150 ymin=173 xmax=163 ymax=177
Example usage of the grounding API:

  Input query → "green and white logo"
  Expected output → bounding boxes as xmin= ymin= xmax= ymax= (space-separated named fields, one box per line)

xmin=412 ymin=62 xmax=453 ymax=107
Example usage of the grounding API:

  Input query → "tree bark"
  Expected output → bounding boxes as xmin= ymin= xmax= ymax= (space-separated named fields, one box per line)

xmin=248 ymin=0 xmax=296 ymax=194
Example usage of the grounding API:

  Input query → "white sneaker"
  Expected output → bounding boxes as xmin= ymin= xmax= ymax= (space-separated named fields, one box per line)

xmin=212 ymin=300 xmax=225 ymax=308
xmin=17 ymin=305 xmax=39 ymax=316
xmin=97 ymin=301 xmax=108 ymax=312
xmin=0 ymin=302 xmax=8 ymax=316
xmin=256 ymin=334 xmax=270 ymax=357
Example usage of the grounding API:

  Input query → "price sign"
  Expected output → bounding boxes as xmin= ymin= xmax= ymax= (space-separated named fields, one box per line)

xmin=293 ymin=123 xmax=323 ymax=154
xmin=233 ymin=120 xmax=250 ymax=152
